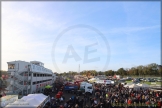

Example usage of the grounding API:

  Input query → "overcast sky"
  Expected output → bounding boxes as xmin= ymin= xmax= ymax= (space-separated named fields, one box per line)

xmin=2 ymin=1 xmax=160 ymax=73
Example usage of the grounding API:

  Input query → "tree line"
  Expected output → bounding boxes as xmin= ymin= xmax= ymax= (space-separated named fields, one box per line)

xmin=59 ymin=63 xmax=162 ymax=77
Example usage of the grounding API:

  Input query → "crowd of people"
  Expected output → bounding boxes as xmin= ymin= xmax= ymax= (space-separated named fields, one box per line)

xmin=43 ymin=81 xmax=162 ymax=108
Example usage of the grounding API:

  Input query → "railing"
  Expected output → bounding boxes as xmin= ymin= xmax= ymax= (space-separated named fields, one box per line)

xmin=14 ymin=82 xmax=28 ymax=89
xmin=14 ymin=73 xmax=28 ymax=81
xmin=14 ymin=88 xmax=23 ymax=93
xmin=13 ymin=82 xmax=29 ymax=94
xmin=6 ymin=69 xmax=30 ymax=94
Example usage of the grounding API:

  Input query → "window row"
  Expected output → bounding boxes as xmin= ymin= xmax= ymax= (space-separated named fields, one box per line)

xmin=33 ymin=74 xmax=52 ymax=77
xmin=32 ymin=79 xmax=52 ymax=85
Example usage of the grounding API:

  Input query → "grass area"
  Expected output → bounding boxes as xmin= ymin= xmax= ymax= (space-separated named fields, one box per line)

xmin=125 ymin=81 xmax=161 ymax=85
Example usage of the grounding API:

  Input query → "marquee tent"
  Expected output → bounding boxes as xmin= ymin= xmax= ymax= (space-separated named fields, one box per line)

xmin=137 ymin=83 xmax=150 ymax=88
xmin=45 ymin=85 xmax=52 ymax=89
xmin=125 ymin=84 xmax=140 ymax=89
xmin=4 ymin=94 xmax=49 ymax=108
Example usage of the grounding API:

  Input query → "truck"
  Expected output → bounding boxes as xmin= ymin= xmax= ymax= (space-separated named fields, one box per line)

xmin=64 ymin=85 xmax=79 ymax=91
xmin=79 ymin=82 xmax=93 ymax=94
xmin=64 ymin=81 xmax=80 ymax=91
xmin=64 ymin=81 xmax=93 ymax=95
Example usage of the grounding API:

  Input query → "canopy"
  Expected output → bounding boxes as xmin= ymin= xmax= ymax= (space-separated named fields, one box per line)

xmin=124 ymin=83 xmax=133 ymax=87
xmin=5 ymin=94 xmax=48 ymax=108
xmin=45 ymin=85 xmax=52 ymax=89
xmin=137 ymin=83 xmax=150 ymax=88
xmin=127 ymin=84 xmax=140 ymax=88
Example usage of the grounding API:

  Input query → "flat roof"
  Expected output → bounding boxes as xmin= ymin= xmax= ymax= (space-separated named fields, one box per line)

xmin=30 ymin=61 xmax=44 ymax=64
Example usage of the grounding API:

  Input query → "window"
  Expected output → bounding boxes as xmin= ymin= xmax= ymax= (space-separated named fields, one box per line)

xmin=8 ymin=64 xmax=15 ymax=69
xmin=87 ymin=86 xmax=92 ymax=89
xmin=37 ymin=74 xmax=39 ymax=77
xmin=33 ymin=82 xmax=36 ymax=85
xmin=34 ymin=74 xmax=36 ymax=77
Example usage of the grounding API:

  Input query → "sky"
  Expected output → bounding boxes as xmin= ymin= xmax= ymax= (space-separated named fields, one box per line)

xmin=2 ymin=1 xmax=161 ymax=73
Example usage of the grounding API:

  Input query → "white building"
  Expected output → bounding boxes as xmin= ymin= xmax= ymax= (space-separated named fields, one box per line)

xmin=6 ymin=60 xmax=56 ymax=95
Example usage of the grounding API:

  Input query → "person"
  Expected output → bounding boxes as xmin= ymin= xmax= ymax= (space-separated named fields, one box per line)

xmin=94 ymin=98 xmax=98 ymax=105
xmin=79 ymin=98 xmax=84 ymax=108
xmin=158 ymin=98 xmax=162 ymax=108
xmin=64 ymin=102 xmax=68 ymax=108
xmin=60 ymin=96 xmax=64 ymax=104
xmin=59 ymin=105 xmax=64 ymax=108
xmin=0 ymin=94 xmax=2 ymax=98
xmin=75 ymin=104 xmax=79 ymax=108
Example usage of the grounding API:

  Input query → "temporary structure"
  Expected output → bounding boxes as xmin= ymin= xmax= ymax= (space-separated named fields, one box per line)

xmin=45 ymin=85 xmax=52 ymax=89
xmin=124 ymin=83 xmax=134 ymax=88
xmin=4 ymin=94 xmax=49 ymax=108
xmin=127 ymin=84 xmax=140 ymax=88
xmin=137 ymin=83 xmax=150 ymax=88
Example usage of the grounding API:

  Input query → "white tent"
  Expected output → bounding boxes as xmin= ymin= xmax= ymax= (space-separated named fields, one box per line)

xmin=127 ymin=84 xmax=140 ymax=88
xmin=5 ymin=94 xmax=48 ymax=108
xmin=137 ymin=83 xmax=150 ymax=88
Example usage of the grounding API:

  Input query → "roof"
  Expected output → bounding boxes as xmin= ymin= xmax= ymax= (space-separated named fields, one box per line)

xmin=30 ymin=61 xmax=44 ymax=64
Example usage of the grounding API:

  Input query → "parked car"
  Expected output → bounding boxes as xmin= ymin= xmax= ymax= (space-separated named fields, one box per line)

xmin=152 ymin=78 xmax=158 ymax=82
xmin=142 ymin=78 xmax=146 ymax=81
xmin=133 ymin=80 xmax=140 ymax=84
xmin=138 ymin=78 xmax=143 ymax=81
xmin=157 ymin=78 xmax=162 ymax=82
xmin=145 ymin=78 xmax=151 ymax=82
xmin=150 ymin=78 xmax=156 ymax=82
xmin=126 ymin=77 xmax=133 ymax=81
xmin=134 ymin=78 xmax=141 ymax=82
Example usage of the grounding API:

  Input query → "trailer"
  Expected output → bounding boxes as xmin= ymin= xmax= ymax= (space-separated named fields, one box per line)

xmin=64 ymin=85 xmax=79 ymax=91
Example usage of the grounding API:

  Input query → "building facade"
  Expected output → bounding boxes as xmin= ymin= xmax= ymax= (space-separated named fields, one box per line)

xmin=6 ymin=60 xmax=56 ymax=95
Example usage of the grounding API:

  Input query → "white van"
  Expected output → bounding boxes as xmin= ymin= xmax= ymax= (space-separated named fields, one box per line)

xmin=79 ymin=82 xmax=93 ymax=94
